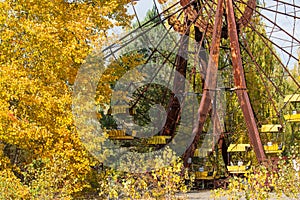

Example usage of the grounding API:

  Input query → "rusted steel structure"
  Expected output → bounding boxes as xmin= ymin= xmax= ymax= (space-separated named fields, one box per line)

xmin=103 ymin=0 xmax=300 ymax=170
xmin=224 ymin=0 xmax=265 ymax=162
xmin=180 ymin=0 xmax=266 ymax=166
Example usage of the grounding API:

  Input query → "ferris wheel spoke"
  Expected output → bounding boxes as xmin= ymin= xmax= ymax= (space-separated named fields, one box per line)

xmin=240 ymin=37 xmax=285 ymax=128
xmin=103 ymin=1 xmax=185 ymax=59
xmin=273 ymin=0 xmax=300 ymax=10
xmin=256 ymin=5 xmax=300 ymax=20
xmin=239 ymin=40 xmax=285 ymax=98
xmin=235 ymin=0 xmax=300 ymax=45
xmin=233 ymin=1 xmax=299 ymax=72
xmin=247 ymin=23 xmax=300 ymax=89
xmin=252 ymin=24 xmax=298 ymax=64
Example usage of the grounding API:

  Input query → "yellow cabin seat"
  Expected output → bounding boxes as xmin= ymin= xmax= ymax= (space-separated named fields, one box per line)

xmin=107 ymin=129 xmax=134 ymax=140
xmin=147 ymin=136 xmax=171 ymax=144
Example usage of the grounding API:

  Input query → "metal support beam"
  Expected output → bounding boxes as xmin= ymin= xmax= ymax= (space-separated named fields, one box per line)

xmin=225 ymin=0 xmax=266 ymax=162
xmin=183 ymin=0 xmax=224 ymax=167
xmin=163 ymin=9 xmax=190 ymax=136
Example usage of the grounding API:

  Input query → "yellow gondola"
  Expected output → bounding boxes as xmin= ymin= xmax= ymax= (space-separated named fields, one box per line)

xmin=107 ymin=129 xmax=134 ymax=140
xmin=194 ymin=171 xmax=217 ymax=180
xmin=194 ymin=162 xmax=217 ymax=180
xmin=191 ymin=147 xmax=219 ymax=182
xmin=284 ymin=94 xmax=300 ymax=122
xmin=260 ymin=124 xmax=285 ymax=154
xmin=227 ymin=144 xmax=251 ymax=174
xmin=147 ymin=136 xmax=171 ymax=145
xmin=108 ymin=105 xmax=136 ymax=115
xmin=193 ymin=148 xmax=212 ymax=157
xmin=111 ymin=105 xmax=130 ymax=114
xmin=283 ymin=94 xmax=300 ymax=148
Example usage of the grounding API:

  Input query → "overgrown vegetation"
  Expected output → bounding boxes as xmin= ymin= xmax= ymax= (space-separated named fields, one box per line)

xmin=214 ymin=145 xmax=300 ymax=200
xmin=1 ymin=0 xmax=299 ymax=199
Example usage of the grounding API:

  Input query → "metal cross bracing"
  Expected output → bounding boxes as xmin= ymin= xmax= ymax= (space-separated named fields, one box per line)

xmin=102 ymin=0 xmax=300 ymax=168
xmin=149 ymin=0 xmax=299 ymax=166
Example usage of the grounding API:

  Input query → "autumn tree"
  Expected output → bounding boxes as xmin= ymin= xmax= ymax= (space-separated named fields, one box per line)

xmin=0 ymin=0 xmax=132 ymax=198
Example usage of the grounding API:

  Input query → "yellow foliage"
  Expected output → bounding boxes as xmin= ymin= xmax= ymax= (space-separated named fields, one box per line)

xmin=0 ymin=0 xmax=132 ymax=197
xmin=97 ymin=155 xmax=189 ymax=199
xmin=213 ymin=150 xmax=300 ymax=200
xmin=0 ymin=169 xmax=30 ymax=199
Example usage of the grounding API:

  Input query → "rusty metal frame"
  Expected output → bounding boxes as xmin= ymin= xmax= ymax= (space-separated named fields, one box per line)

xmin=183 ymin=0 xmax=225 ymax=166
xmin=183 ymin=0 xmax=266 ymax=166
xmin=225 ymin=0 xmax=265 ymax=162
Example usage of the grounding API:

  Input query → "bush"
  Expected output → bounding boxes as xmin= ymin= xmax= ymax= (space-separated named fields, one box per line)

xmin=213 ymin=149 xmax=300 ymax=200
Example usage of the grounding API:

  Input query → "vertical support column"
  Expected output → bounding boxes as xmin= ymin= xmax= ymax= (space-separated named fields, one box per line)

xmin=163 ymin=13 xmax=190 ymax=136
xmin=183 ymin=0 xmax=224 ymax=167
xmin=225 ymin=0 xmax=266 ymax=162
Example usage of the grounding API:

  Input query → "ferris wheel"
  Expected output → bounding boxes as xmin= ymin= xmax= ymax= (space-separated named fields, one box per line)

xmin=99 ymin=0 xmax=300 ymax=168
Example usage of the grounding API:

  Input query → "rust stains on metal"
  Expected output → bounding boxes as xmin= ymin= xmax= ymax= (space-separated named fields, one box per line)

xmin=225 ymin=0 xmax=266 ymax=162
xmin=180 ymin=0 xmax=190 ymax=7
xmin=163 ymin=10 xmax=191 ymax=139
xmin=183 ymin=0 xmax=224 ymax=167
xmin=237 ymin=0 xmax=257 ymax=29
